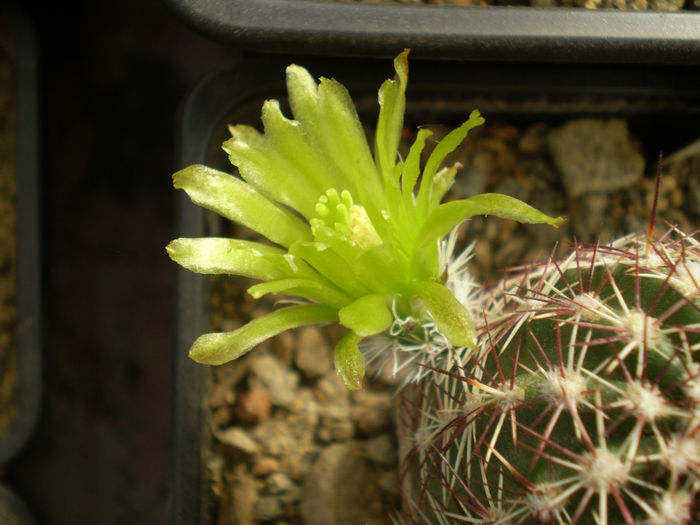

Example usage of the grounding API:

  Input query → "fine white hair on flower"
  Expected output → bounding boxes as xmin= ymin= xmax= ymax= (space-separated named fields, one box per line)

xmin=361 ymin=230 xmax=485 ymax=387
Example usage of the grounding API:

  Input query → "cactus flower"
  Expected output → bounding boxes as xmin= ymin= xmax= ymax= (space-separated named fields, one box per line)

xmin=167 ymin=50 xmax=563 ymax=389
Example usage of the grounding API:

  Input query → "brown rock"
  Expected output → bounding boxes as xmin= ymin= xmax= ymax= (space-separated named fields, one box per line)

xmin=235 ymin=386 xmax=271 ymax=423
xmin=548 ymin=118 xmax=644 ymax=198
xmin=300 ymin=443 xmax=387 ymax=525
xmin=252 ymin=456 xmax=281 ymax=477
xmin=295 ymin=326 xmax=333 ymax=378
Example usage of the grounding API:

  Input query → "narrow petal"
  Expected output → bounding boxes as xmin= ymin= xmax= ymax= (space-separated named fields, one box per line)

xmin=334 ymin=331 xmax=365 ymax=390
xmin=416 ymin=110 xmax=485 ymax=216
xmin=338 ymin=294 xmax=393 ymax=336
xmin=247 ymin=278 xmax=351 ymax=310
xmin=290 ymin=241 xmax=371 ymax=298
xmin=416 ymin=193 xmax=565 ymax=251
xmin=401 ymin=128 xmax=433 ymax=203
xmin=375 ymin=49 xmax=409 ymax=185
xmin=317 ymin=77 xmax=380 ymax=197
xmin=189 ymin=304 xmax=338 ymax=365
xmin=429 ymin=163 xmax=460 ymax=208
xmin=412 ymin=280 xmax=477 ymax=349
xmin=166 ymin=237 xmax=294 ymax=280
xmin=173 ymin=164 xmax=311 ymax=248
xmin=223 ymin=126 xmax=320 ymax=218
xmin=261 ymin=99 xmax=343 ymax=192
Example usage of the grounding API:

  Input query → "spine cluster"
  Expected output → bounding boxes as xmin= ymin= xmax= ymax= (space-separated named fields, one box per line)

xmin=398 ymin=227 xmax=699 ymax=524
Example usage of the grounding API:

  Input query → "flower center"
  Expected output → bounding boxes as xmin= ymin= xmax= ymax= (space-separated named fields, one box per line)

xmin=312 ymin=189 xmax=382 ymax=249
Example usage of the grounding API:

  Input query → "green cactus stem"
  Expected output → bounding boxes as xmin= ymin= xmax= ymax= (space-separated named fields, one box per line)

xmin=404 ymin=226 xmax=699 ymax=524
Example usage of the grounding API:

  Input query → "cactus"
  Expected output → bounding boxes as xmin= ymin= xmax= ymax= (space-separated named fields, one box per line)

xmin=401 ymin=226 xmax=699 ymax=524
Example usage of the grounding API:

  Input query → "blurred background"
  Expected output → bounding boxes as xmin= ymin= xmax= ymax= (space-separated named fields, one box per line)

xmin=8 ymin=1 xmax=238 ymax=523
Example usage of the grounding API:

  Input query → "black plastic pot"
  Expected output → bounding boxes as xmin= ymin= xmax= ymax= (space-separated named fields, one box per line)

xmin=0 ymin=4 xmax=41 ymax=525
xmin=0 ymin=3 xmax=41 ymax=467
xmin=164 ymin=0 xmax=700 ymax=63
xmin=172 ymin=53 xmax=700 ymax=524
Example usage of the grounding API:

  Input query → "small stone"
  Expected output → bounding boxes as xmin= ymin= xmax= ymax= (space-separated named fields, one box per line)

xmin=273 ymin=330 xmax=295 ymax=366
xmin=229 ymin=464 xmax=257 ymax=525
xmin=277 ymin=484 xmax=303 ymax=504
xmin=253 ymin=496 xmax=283 ymax=521
xmin=569 ymin=192 xmax=610 ymax=241
xmin=318 ymin=402 xmax=351 ymax=420
xmin=317 ymin=399 xmax=352 ymax=441
xmin=252 ymin=456 xmax=281 ymax=476
xmin=648 ymin=0 xmax=684 ymax=9
xmin=518 ymin=122 xmax=550 ymax=155
xmin=267 ymin=472 xmax=296 ymax=494
xmin=364 ymin=434 xmax=397 ymax=466
xmin=351 ymin=390 xmax=394 ymax=435
xmin=377 ymin=468 xmax=400 ymax=495
xmin=218 ymin=427 xmax=259 ymax=455
xmin=300 ymin=443 xmax=386 ymax=525
xmin=321 ymin=418 xmax=355 ymax=441
xmin=454 ymin=151 xmax=489 ymax=198
xmin=252 ymin=419 xmax=295 ymax=456
xmin=235 ymin=386 xmax=271 ymax=423
xmin=548 ymin=118 xmax=644 ymax=198
xmin=315 ymin=371 xmax=350 ymax=404
xmin=283 ymin=446 xmax=320 ymax=481
xmin=211 ymin=405 xmax=234 ymax=428
xmin=295 ymin=326 xmax=333 ymax=378
xmin=249 ymin=353 xmax=300 ymax=407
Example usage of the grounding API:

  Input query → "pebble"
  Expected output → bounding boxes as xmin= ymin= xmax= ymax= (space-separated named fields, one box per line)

xmin=217 ymin=427 xmax=259 ymax=455
xmin=235 ymin=385 xmax=271 ymax=423
xmin=251 ymin=419 xmax=296 ymax=457
xmin=253 ymin=496 xmax=283 ymax=521
xmin=518 ymin=122 xmax=550 ymax=155
xmin=314 ymin=371 xmax=350 ymax=404
xmin=377 ymin=468 xmax=400 ymax=495
xmin=266 ymin=472 xmax=296 ymax=494
xmin=251 ymin=456 xmax=281 ymax=476
xmin=299 ymin=443 xmax=387 ymax=525
xmin=319 ymin=417 xmax=355 ymax=442
xmin=295 ymin=326 xmax=333 ymax=378
xmin=363 ymin=434 xmax=398 ymax=466
xmin=229 ymin=464 xmax=256 ymax=525
xmin=249 ymin=353 xmax=300 ymax=408
xmin=351 ymin=391 xmax=394 ymax=435
xmin=548 ymin=118 xmax=644 ymax=198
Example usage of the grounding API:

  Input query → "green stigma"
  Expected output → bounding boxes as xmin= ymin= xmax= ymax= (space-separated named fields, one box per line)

xmin=312 ymin=189 xmax=382 ymax=249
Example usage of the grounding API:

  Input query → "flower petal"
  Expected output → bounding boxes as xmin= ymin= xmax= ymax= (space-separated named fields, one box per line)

xmin=334 ymin=331 xmax=365 ymax=390
xmin=290 ymin=241 xmax=372 ymax=298
xmin=260 ymin=99 xmax=344 ymax=192
xmin=174 ymin=164 xmax=311 ymax=248
xmin=375 ymin=49 xmax=409 ymax=185
xmin=416 ymin=110 xmax=485 ymax=217
xmin=189 ymin=304 xmax=338 ymax=365
xmin=412 ymin=280 xmax=476 ymax=349
xmin=223 ymin=126 xmax=320 ymax=218
xmin=247 ymin=278 xmax=351 ymax=310
xmin=416 ymin=193 xmax=565 ymax=251
xmin=338 ymin=294 xmax=393 ymax=336
xmin=166 ymin=237 xmax=296 ymax=280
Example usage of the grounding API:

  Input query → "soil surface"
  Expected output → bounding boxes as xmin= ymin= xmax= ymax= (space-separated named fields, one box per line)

xmin=202 ymin=114 xmax=699 ymax=523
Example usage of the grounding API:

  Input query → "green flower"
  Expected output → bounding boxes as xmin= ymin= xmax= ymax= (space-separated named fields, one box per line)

xmin=167 ymin=50 xmax=563 ymax=389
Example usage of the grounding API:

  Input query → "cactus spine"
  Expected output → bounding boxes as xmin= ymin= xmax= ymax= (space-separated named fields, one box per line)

xmin=399 ymin=227 xmax=699 ymax=524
